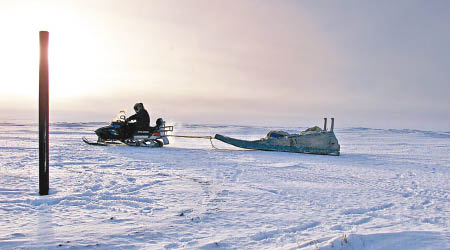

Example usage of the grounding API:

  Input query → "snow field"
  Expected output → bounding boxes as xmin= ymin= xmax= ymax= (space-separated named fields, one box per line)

xmin=0 ymin=122 xmax=449 ymax=249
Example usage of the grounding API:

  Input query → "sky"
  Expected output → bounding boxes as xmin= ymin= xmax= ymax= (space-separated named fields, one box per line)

xmin=0 ymin=0 xmax=449 ymax=130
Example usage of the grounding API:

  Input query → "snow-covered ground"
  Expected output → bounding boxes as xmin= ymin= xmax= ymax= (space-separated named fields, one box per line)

xmin=0 ymin=121 xmax=449 ymax=249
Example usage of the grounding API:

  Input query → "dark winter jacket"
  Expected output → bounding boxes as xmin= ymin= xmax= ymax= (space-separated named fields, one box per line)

xmin=128 ymin=108 xmax=150 ymax=130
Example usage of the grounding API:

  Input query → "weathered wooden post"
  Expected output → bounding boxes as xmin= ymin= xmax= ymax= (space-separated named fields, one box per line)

xmin=323 ymin=118 xmax=327 ymax=131
xmin=39 ymin=31 xmax=49 ymax=195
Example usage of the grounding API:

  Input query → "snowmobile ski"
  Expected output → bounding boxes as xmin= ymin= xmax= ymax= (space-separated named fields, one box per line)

xmin=82 ymin=137 xmax=108 ymax=146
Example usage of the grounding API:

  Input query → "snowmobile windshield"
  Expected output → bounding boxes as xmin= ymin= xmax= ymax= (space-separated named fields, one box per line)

xmin=112 ymin=110 xmax=127 ymax=122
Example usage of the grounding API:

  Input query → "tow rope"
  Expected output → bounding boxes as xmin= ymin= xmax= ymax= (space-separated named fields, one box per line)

xmin=167 ymin=134 xmax=253 ymax=151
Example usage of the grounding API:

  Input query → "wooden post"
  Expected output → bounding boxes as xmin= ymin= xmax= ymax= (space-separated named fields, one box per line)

xmin=39 ymin=31 xmax=49 ymax=196
xmin=323 ymin=118 xmax=327 ymax=131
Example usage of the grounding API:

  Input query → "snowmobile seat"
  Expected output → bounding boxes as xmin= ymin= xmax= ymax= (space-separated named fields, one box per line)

xmin=135 ymin=119 xmax=164 ymax=135
xmin=135 ymin=126 xmax=158 ymax=135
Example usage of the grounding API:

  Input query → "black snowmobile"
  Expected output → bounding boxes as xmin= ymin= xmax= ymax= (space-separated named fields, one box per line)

xmin=83 ymin=111 xmax=173 ymax=147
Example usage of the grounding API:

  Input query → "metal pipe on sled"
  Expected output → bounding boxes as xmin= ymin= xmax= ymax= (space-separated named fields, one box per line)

xmin=214 ymin=119 xmax=340 ymax=156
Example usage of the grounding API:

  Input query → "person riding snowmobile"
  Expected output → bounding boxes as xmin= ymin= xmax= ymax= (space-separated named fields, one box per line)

xmin=126 ymin=103 xmax=150 ymax=134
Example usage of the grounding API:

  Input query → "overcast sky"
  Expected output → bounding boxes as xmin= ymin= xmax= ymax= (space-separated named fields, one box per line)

xmin=1 ymin=0 xmax=449 ymax=130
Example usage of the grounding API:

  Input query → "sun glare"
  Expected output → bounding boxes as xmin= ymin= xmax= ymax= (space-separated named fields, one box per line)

xmin=1 ymin=1 xmax=112 ymax=104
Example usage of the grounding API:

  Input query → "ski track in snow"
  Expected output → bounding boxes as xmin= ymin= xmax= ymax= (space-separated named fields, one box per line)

xmin=0 ymin=122 xmax=449 ymax=249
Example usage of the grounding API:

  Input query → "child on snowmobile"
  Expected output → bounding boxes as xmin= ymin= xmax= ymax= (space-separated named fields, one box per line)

xmin=126 ymin=103 xmax=150 ymax=134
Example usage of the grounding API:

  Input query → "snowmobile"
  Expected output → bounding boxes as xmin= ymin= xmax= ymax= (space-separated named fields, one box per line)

xmin=82 ymin=111 xmax=173 ymax=147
